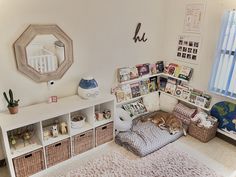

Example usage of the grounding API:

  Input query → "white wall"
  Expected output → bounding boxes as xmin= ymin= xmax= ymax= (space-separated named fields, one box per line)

xmin=162 ymin=0 xmax=236 ymax=105
xmin=0 ymin=0 xmax=165 ymax=159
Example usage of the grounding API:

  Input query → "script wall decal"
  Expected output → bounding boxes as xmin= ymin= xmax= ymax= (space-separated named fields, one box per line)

xmin=133 ymin=23 xmax=148 ymax=43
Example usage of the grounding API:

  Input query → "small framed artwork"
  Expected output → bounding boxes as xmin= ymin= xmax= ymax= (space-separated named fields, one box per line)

xmin=48 ymin=96 xmax=58 ymax=103
xmin=176 ymin=35 xmax=201 ymax=64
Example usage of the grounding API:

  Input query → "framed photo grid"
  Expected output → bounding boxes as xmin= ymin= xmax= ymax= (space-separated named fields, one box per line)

xmin=176 ymin=35 xmax=201 ymax=64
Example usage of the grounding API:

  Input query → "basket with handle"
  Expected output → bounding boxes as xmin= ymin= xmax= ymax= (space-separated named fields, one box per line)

xmin=45 ymin=138 xmax=71 ymax=167
xmin=72 ymin=129 xmax=94 ymax=156
xmin=188 ymin=121 xmax=218 ymax=143
xmin=95 ymin=122 xmax=113 ymax=146
xmin=13 ymin=148 xmax=45 ymax=177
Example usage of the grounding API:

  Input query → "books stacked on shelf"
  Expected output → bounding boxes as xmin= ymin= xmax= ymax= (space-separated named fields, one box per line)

xmin=113 ymin=76 xmax=158 ymax=103
xmin=161 ymin=77 xmax=212 ymax=109
xmin=117 ymin=61 xmax=164 ymax=83
xmin=117 ymin=67 xmax=131 ymax=82
xmin=164 ymin=63 xmax=193 ymax=81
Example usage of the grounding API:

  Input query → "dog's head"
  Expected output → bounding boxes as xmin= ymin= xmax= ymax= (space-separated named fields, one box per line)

xmin=168 ymin=121 xmax=182 ymax=135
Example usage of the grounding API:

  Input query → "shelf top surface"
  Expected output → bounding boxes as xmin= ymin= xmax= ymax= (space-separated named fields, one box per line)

xmin=0 ymin=93 xmax=115 ymax=131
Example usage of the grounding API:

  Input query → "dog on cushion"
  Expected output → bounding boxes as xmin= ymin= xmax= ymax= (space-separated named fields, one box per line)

xmin=141 ymin=111 xmax=186 ymax=135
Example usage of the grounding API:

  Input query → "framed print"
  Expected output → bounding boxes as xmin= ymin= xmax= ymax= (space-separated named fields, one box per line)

xmin=176 ymin=35 xmax=201 ymax=64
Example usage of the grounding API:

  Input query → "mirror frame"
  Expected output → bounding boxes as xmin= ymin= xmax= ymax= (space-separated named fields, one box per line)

xmin=13 ymin=24 xmax=73 ymax=82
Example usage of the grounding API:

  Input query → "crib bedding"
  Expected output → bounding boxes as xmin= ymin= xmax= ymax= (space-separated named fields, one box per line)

xmin=115 ymin=120 xmax=183 ymax=157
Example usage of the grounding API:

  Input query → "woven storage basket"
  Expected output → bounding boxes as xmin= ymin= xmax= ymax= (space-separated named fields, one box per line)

xmin=188 ymin=121 xmax=218 ymax=143
xmin=13 ymin=148 xmax=45 ymax=177
xmin=95 ymin=122 xmax=113 ymax=146
xmin=72 ymin=129 xmax=94 ymax=156
xmin=45 ymin=138 xmax=71 ymax=168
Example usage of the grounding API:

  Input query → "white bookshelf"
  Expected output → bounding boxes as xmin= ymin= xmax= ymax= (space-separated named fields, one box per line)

xmin=118 ymin=73 xmax=162 ymax=85
xmin=217 ymin=129 xmax=236 ymax=141
xmin=159 ymin=91 xmax=211 ymax=111
xmin=0 ymin=93 xmax=115 ymax=177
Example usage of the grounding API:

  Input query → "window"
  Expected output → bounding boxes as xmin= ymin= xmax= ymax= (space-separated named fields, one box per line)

xmin=209 ymin=10 xmax=236 ymax=99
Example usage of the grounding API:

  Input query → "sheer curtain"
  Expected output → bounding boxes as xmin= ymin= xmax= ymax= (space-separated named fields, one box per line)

xmin=209 ymin=10 xmax=236 ymax=99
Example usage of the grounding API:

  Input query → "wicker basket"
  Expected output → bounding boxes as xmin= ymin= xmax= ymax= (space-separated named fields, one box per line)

xmin=188 ymin=121 xmax=218 ymax=143
xmin=13 ymin=148 xmax=45 ymax=177
xmin=95 ymin=122 xmax=113 ymax=146
xmin=45 ymin=138 xmax=71 ymax=168
xmin=72 ymin=129 xmax=94 ymax=156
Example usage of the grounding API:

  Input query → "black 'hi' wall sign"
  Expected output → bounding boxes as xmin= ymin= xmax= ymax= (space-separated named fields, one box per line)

xmin=133 ymin=23 xmax=148 ymax=43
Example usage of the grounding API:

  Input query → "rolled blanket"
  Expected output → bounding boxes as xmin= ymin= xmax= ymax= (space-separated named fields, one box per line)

xmin=173 ymin=103 xmax=197 ymax=125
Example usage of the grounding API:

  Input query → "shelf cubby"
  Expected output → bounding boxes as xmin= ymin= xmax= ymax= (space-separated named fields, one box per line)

xmin=42 ymin=114 xmax=70 ymax=146
xmin=70 ymin=107 xmax=94 ymax=136
xmin=7 ymin=122 xmax=43 ymax=158
xmin=94 ymin=101 xmax=114 ymax=127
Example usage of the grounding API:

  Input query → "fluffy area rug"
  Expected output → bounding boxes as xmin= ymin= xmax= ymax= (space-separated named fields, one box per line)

xmin=58 ymin=144 xmax=221 ymax=177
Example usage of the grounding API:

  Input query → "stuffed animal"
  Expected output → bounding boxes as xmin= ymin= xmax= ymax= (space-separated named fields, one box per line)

xmin=51 ymin=125 xmax=59 ymax=137
xmin=60 ymin=122 xmax=67 ymax=134
xmin=192 ymin=111 xmax=212 ymax=128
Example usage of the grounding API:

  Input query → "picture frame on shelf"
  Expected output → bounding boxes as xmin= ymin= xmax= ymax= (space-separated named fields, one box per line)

xmin=136 ymin=63 xmax=150 ymax=76
xmin=118 ymin=67 xmax=130 ymax=82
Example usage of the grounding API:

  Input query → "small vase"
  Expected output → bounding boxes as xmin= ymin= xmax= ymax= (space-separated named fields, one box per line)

xmin=8 ymin=106 xmax=18 ymax=114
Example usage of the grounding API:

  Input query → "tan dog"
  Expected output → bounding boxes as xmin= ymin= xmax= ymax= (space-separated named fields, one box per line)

xmin=142 ymin=112 xmax=186 ymax=135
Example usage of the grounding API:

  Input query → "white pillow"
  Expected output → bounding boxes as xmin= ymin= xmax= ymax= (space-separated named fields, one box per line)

xmin=115 ymin=108 xmax=132 ymax=132
xmin=160 ymin=93 xmax=178 ymax=112
xmin=143 ymin=92 xmax=160 ymax=112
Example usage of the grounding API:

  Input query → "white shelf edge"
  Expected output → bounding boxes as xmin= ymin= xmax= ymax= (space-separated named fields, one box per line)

xmin=159 ymin=91 xmax=211 ymax=111
xmin=116 ymin=91 xmax=159 ymax=106
xmin=161 ymin=73 xmax=189 ymax=83
xmin=117 ymin=72 xmax=189 ymax=86
xmin=70 ymin=123 xmax=93 ymax=136
xmin=43 ymin=134 xmax=70 ymax=146
xmin=94 ymin=118 xmax=113 ymax=128
xmin=118 ymin=73 xmax=162 ymax=85
xmin=217 ymin=129 xmax=236 ymax=141
xmin=10 ymin=144 xmax=43 ymax=159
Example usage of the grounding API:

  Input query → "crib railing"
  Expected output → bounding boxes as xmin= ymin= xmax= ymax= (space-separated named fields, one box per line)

xmin=28 ymin=49 xmax=58 ymax=74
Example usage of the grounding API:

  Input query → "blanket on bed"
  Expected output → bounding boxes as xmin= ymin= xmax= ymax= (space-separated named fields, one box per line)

xmin=115 ymin=120 xmax=183 ymax=157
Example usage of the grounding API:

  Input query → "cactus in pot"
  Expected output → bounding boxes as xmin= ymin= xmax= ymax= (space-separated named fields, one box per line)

xmin=3 ymin=89 xmax=20 ymax=114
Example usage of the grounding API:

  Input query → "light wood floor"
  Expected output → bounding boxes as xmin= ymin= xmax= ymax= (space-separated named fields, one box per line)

xmin=0 ymin=136 xmax=235 ymax=177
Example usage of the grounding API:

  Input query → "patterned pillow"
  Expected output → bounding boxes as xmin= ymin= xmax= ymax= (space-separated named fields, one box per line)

xmin=122 ymin=99 xmax=147 ymax=117
xmin=210 ymin=101 xmax=236 ymax=132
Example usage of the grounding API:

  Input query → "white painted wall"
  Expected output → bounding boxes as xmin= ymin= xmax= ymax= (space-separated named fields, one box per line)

xmin=0 ymin=0 xmax=165 ymax=159
xmin=1 ymin=0 xmax=236 ymax=161
xmin=162 ymin=0 xmax=236 ymax=105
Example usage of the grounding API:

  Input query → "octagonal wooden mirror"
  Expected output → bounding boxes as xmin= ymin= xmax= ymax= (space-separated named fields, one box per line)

xmin=14 ymin=24 xmax=73 ymax=82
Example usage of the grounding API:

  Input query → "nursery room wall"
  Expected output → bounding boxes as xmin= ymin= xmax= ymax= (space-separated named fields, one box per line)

xmin=162 ymin=0 xmax=236 ymax=105
xmin=0 ymin=0 xmax=165 ymax=159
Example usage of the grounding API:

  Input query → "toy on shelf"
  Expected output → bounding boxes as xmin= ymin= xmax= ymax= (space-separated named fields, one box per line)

xmin=95 ymin=109 xmax=112 ymax=121
xmin=60 ymin=122 xmax=67 ymax=134
xmin=71 ymin=113 xmax=86 ymax=129
xmin=51 ymin=125 xmax=59 ymax=138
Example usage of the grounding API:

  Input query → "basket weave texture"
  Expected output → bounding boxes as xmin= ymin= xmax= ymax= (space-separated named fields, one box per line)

xmin=95 ymin=122 xmax=113 ymax=146
xmin=188 ymin=121 xmax=218 ymax=143
xmin=13 ymin=148 xmax=45 ymax=177
xmin=45 ymin=138 xmax=71 ymax=168
xmin=72 ymin=129 xmax=94 ymax=156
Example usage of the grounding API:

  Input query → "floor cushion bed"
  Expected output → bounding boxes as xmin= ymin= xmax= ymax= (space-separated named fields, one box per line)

xmin=115 ymin=117 xmax=184 ymax=157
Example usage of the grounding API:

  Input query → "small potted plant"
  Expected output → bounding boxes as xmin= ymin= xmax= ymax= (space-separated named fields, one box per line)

xmin=3 ymin=89 xmax=20 ymax=114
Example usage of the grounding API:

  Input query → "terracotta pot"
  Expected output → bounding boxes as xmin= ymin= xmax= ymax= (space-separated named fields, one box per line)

xmin=8 ymin=106 xmax=18 ymax=114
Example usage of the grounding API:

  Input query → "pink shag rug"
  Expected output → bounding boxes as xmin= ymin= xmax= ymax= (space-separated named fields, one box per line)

xmin=59 ymin=144 xmax=221 ymax=177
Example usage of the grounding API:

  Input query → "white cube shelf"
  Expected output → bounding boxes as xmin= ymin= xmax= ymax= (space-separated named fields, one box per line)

xmin=0 ymin=93 xmax=115 ymax=177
